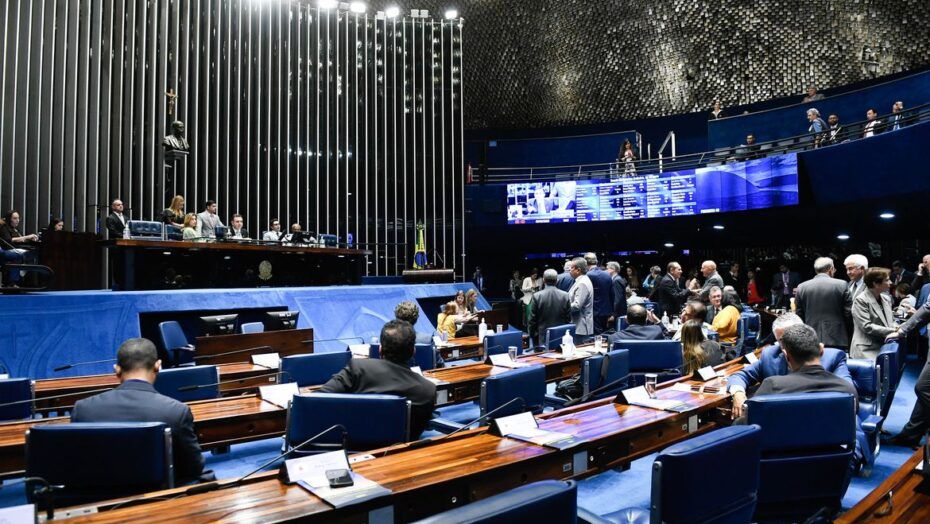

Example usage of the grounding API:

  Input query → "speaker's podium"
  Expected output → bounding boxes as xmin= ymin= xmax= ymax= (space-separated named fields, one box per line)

xmin=401 ymin=268 xmax=455 ymax=283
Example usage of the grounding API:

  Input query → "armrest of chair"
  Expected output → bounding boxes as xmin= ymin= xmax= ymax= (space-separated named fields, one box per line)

xmin=544 ymin=393 xmax=568 ymax=408
xmin=428 ymin=417 xmax=466 ymax=434
xmin=861 ymin=414 xmax=883 ymax=435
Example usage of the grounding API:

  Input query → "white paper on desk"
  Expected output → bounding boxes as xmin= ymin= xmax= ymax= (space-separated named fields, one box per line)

xmin=298 ymin=472 xmax=392 ymax=509
xmin=432 ymin=336 xmax=448 ymax=348
xmin=0 ymin=504 xmax=34 ymax=524
xmin=251 ymin=352 xmax=280 ymax=369
xmin=259 ymin=382 xmax=300 ymax=409
xmin=410 ymin=366 xmax=423 ymax=375
xmin=349 ymin=344 xmax=371 ymax=358
xmin=285 ymin=450 xmax=351 ymax=487
xmin=489 ymin=354 xmax=527 ymax=369
xmin=494 ymin=411 xmax=538 ymax=436
xmin=507 ymin=428 xmax=576 ymax=447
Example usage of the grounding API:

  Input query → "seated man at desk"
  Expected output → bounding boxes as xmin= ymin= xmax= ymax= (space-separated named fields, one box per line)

xmin=608 ymin=304 xmax=666 ymax=343
xmin=320 ymin=320 xmax=436 ymax=438
xmin=728 ymin=312 xmax=851 ymax=419
xmin=228 ymin=214 xmax=249 ymax=239
xmin=71 ymin=338 xmax=205 ymax=483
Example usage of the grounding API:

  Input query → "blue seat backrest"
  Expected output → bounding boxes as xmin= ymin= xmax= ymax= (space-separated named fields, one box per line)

xmin=26 ymin=422 xmax=172 ymax=507
xmin=0 ymin=378 xmax=33 ymax=421
xmin=165 ymin=224 xmax=183 ymax=240
xmin=747 ymin=392 xmax=856 ymax=452
xmin=481 ymin=365 xmax=546 ymax=417
xmin=847 ymin=358 xmax=879 ymax=405
xmin=280 ymin=352 xmax=351 ymax=387
xmin=610 ymin=340 xmax=683 ymax=370
xmin=876 ymin=344 xmax=901 ymax=418
xmin=583 ymin=349 xmax=630 ymax=399
xmin=286 ymin=393 xmax=409 ymax=450
xmin=129 ymin=220 xmax=163 ymax=238
xmin=410 ymin=480 xmax=578 ymax=524
xmin=368 ymin=343 xmax=381 ymax=359
xmin=654 ymin=425 xmax=762 ymax=524
xmin=215 ymin=225 xmax=229 ymax=238
xmin=240 ymin=322 xmax=264 ymax=334
xmin=412 ymin=343 xmax=436 ymax=371
xmin=159 ymin=321 xmax=189 ymax=351
xmin=154 ymin=365 xmax=220 ymax=402
xmin=545 ymin=324 xmax=575 ymax=350
xmin=615 ymin=316 xmax=628 ymax=331
xmin=484 ymin=331 xmax=522 ymax=357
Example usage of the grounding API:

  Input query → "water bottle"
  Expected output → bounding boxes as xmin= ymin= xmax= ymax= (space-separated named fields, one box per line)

xmin=561 ymin=330 xmax=574 ymax=356
xmin=661 ymin=311 xmax=670 ymax=327
xmin=478 ymin=318 xmax=487 ymax=343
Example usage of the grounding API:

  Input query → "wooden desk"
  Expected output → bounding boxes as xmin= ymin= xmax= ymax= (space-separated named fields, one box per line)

xmin=193 ymin=328 xmax=314 ymax=365
xmin=33 ymin=363 xmax=277 ymax=414
xmin=62 ymin=357 xmax=746 ymax=523
xmin=438 ymin=334 xmax=529 ymax=362
xmin=835 ymin=448 xmax=930 ymax=523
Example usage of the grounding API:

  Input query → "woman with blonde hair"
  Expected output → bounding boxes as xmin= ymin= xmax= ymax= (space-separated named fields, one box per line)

xmin=181 ymin=213 xmax=201 ymax=242
xmin=162 ymin=195 xmax=186 ymax=225
xmin=437 ymin=302 xmax=459 ymax=339
xmin=680 ymin=319 xmax=724 ymax=375
xmin=464 ymin=288 xmax=482 ymax=316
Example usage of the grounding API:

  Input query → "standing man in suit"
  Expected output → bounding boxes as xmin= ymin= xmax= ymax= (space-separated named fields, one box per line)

xmin=795 ymin=257 xmax=851 ymax=349
xmin=555 ymin=261 xmax=575 ymax=292
xmin=891 ymin=260 xmax=915 ymax=287
xmin=885 ymin=294 xmax=930 ymax=447
xmin=827 ymin=114 xmax=845 ymax=145
xmin=908 ymin=254 xmax=930 ymax=296
xmin=585 ymin=253 xmax=614 ymax=335
xmin=844 ymin=254 xmax=869 ymax=300
xmin=729 ymin=313 xmax=852 ymax=419
xmin=320 ymin=320 xmax=436 ymax=438
xmin=196 ymin=200 xmax=224 ymax=239
xmin=568 ymin=257 xmax=594 ymax=339
xmin=690 ymin=260 xmax=724 ymax=300
xmin=888 ymin=101 xmax=907 ymax=131
xmin=722 ymin=262 xmax=746 ymax=301
xmin=862 ymin=108 xmax=882 ymax=138
xmin=71 ymin=338 xmax=205 ymax=482
xmin=607 ymin=305 xmax=666 ymax=343
xmin=105 ymin=199 xmax=128 ymax=239
xmin=655 ymin=262 xmax=693 ymax=317
xmin=527 ymin=269 xmax=570 ymax=346
xmin=606 ymin=261 xmax=628 ymax=321
xmin=770 ymin=262 xmax=801 ymax=309
xmin=228 ymin=214 xmax=249 ymax=239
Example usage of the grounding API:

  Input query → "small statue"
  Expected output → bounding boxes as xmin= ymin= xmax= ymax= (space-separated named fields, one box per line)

xmin=163 ymin=121 xmax=190 ymax=152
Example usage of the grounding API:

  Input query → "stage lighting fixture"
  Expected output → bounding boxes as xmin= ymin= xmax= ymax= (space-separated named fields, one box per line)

xmin=385 ymin=5 xmax=400 ymax=17
xmin=444 ymin=8 xmax=458 ymax=19
xmin=349 ymin=2 xmax=367 ymax=13
xmin=318 ymin=0 xmax=338 ymax=9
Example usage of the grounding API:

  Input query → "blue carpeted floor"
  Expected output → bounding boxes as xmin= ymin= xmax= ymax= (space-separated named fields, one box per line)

xmin=0 ymin=358 xmax=923 ymax=515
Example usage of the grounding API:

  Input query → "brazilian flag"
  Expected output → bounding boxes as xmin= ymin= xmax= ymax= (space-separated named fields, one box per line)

xmin=414 ymin=222 xmax=428 ymax=269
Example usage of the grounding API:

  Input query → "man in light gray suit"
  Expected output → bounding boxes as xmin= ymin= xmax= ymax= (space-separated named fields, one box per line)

xmin=795 ymin=257 xmax=851 ymax=348
xmin=844 ymin=254 xmax=869 ymax=300
xmin=196 ymin=200 xmax=224 ymax=239
xmin=527 ymin=269 xmax=571 ymax=346
xmin=567 ymin=257 xmax=593 ymax=338
xmin=691 ymin=260 xmax=725 ymax=301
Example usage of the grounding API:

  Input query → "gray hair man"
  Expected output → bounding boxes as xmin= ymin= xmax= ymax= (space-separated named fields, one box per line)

xmin=691 ymin=260 xmax=724 ymax=300
xmin=556 ymin=260 xmax=575 ymax=292
xmin=605 ymin=261 xmax=628 ymax=321
xmin=584 ymin=253 xmax=614 ymax=335
xmin=795 ymin=258 xmax=851 ymax=348
xmin=527 ymin=269 xmax=571 ymax=347
xmin=567 ymin=257 xmax=594 ymax=337
xmin=844 ymin=254 xmax=869 ymax=299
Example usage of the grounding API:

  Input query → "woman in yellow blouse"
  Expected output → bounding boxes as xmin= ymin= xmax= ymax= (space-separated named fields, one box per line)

xmin=436 ymin=302 xmax=459 ymax=339
xmin=712 ymin=289 xmax=742 ymax=344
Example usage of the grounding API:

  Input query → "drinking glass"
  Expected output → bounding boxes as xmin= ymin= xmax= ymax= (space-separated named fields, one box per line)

xmin=594 ymin=335 xmax=604 ymax=352
xmin=508 ymin=346 xmax=518 ymax=362
xmin=496 ymin=324 xmax=504 ymax=333
xmin=645 ymin=373 xmax=658 ymax=399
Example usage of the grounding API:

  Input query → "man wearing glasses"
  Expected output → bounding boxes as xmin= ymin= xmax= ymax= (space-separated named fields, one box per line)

xmin=263 ymin=218 xmax=284 ymax=242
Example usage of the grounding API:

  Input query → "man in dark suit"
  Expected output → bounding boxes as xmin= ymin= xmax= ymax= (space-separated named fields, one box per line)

xmin=605 ymin=261 xmax=628 ymax=320
xmin=654 ymin=262 xmax=693 ymax=316
xmin=607 ymin=305 xmax=666 ymax=344
xmin=555 ymin=261 xmax=574 ymax=292
xmin=891 ymin=260 xmax=915 ymax=287
xmin=722 ymin=262 xmax=747 ymax=300
xmin=728 ymin=313 xmax=852 ymax=419
xmin=795 ymin=257 xmax=851 ymax=348
xmin=71 ymin=338 xmax=205 ymax=483
xmin=105 ymin=199 xmax=128 ymax=239
xmin=228 ymin=214 xmax=249 ymax=239
xmin=585 ymin=253 xmax=614 ymax=335
xmin=527 ymin=269 xmax=570 ymax=346
xmin=321 ymin=320 xmax=436 ymax=438
xmin=769 ymin=262 xmax=801 ymax=309
xmin=885 ymin=299 xmax=930 ymax=447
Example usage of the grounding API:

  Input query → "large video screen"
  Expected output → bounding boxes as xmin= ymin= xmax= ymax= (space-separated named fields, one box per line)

xmin=507 ymin=153 xmax=799 ymax=224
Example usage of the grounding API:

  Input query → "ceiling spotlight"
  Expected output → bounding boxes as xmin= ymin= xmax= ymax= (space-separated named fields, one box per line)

xmin=349 ymin=2 xmax=367 ymax=13
xmin=664 ymin=243 xmax=674 ymax=248
xmin=385 ymin=5 xmax=400 ymax=17
xmin=879 ymin=212 xmax=895 ymax=219
xmin=837 ymin=234 xmax=850 ymax=240
xmin=444 ymin=8 xmax=458 ymax=19
xmin=318 ymin=0 xmax=338 ymax=9
xmin=712 ymin=224 xmax=725 ymax=230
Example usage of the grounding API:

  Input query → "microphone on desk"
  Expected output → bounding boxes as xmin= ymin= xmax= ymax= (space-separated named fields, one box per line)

xmin=0 ymin=386 xmax=116 ymax=409
xmin=397 ymin=396 xmax=527 ymax=454
xmin=53 ymin=358 xmax=117 ymax=372
xmin=176 ymin=370 xmax=292 ymax=392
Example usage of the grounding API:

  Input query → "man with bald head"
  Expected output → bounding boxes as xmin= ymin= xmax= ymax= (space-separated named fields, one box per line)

xmin=691 ymin=260 xmax=724 ymax=301
xmin=105 ymin=199 xmax=128 ymax=239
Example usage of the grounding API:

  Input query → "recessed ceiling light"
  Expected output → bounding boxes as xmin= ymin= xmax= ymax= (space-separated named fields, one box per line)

xmin=837 ymin=234 xmax=850 ymax=240
xmin=444 ymin=8 xmax=459 ymax=19
xmin=349 ymin=2 xmax=367 ymax=13
xmin=879 ymin=212 xmax=895 ymax=219
xmin=712 ymin=225 xmax=725 ymax=230
xmin=664 ymin=243 xmax=674 ymax=248
xmin=318 ymin=0 xmax=338 ymax=9
xmin=385 ymin=5 xmax=400 ymax=17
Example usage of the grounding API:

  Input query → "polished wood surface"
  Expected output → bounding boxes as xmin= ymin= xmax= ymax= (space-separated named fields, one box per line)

xmin=836 ymin=448 xmax=930 ymax=523
xmin=193 ymin=328 xmax=314 ymax=365
xmin=62 ymin=354 xmax=746 ymax=523
xmin=112 ymin=238 xmax=370 ymax=256
xmin=439 ymin=333 xmax=529 ymax=362
xmin=37 ymin=231 xmax=104 ymax=290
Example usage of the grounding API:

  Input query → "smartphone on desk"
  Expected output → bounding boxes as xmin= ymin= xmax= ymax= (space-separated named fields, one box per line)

xmin=325 ymin=468 xmax=354 ymax=488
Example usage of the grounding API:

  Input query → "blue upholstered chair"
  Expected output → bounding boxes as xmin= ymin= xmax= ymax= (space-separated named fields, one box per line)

xmin=484 ymin=331 xmax=523 ymax=357
xmin=413 ymin=343 xmax=437 ymax=371
xmin=158 ymin=321 xmax=195 ymax=367
xmin=578 ymin=425 xmax=762 ymax=524
xmin=610 ymin=340 xmax=683 ymax=386
xmin=746 ymin=392 xmax=857 ymax=521
xmin=546 ymin=324 xmax=576 ymax=350
xmin=0 ymin=378 xmax=33 ymax=422
xmin=127 ymin=220 xmax=165 ymax=239
xmin=368 ymin=343 xmax=381 ymax=359
xmin=285 ymin=393 xmax=410 ymax=452
xmin=848 ymin=358 xmax=884 ymax=475
xmin=740 ymin=312 xmax=761 ymax=352
xmin=280 ymin=351 xmax=351 ymax=387
xmin=876 ymin=342 xmax=902 ymax=419
xmin=25 ymin=422 xmax=173 ymax=508
xmin=240 ymin=322 xmax=265 ymax=334
xmin=413 ymin=480 xmax=578 ymax=524
xmin=547 ymin=349 xmax=630 ymax=407
xmin=154 ymin=365 xmax=220 ymax=402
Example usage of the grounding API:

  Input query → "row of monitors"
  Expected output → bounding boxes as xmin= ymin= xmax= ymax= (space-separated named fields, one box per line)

xmin=199 ymin=310 xmax=299 ymax=336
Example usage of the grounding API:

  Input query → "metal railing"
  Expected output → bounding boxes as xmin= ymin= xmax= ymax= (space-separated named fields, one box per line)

xmin=473 ymin=103 xmax=930 ymax=184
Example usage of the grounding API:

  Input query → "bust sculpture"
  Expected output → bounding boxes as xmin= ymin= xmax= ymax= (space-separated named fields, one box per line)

xmin=163 ymin=121 xmax=190 ymax=152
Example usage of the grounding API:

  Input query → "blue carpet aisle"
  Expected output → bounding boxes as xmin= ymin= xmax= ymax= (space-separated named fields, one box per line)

xmin=0 ymin=358 xmax=922 ymax=513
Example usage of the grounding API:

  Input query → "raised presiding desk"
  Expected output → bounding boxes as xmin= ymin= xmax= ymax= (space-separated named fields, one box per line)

xmin=835 ymin=448 xmax=930 ymax=523
xmin=193 ymin=328 xmax=315 ymax=365
xmin=109 ymin=239 xmax=370 ymax=290
xmin=55 ymin=353 xmax=753 ymax=523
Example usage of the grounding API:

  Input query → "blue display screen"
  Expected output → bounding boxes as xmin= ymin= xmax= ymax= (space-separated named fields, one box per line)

xmin=506 ymin=153 xmax=799 ymax=224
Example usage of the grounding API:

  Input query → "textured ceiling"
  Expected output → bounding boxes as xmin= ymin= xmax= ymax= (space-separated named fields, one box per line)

xmin=370 ymin=0 xmax=930 ymax=129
